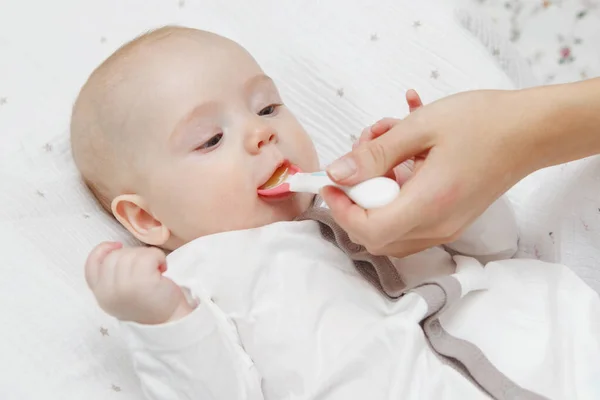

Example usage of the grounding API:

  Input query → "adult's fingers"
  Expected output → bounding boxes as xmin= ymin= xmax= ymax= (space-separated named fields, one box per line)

xmin=353 ymin=126 xmax=370 ymax=150
xmin=321 ymin=186 xmax=442 ymax=257
xmin=391 ymin=90 xmax=424 ymax=185
xmin=385 ymin=151 xmax=465 ymax=241
xmin=360 ymin=88 xmax=421 ymax=145
xmin=367 ymin=118 xmax=401 ymax=139
xmin=399 ymin=154 xmax=426 ymax=185
xmin=326 ymin=117 xmax=431 ymax=186
xmin=320 ymin=186 xmax=370 ymax=238
xmin=323 ymin=174 xmax=426 ymax=249
xmin=406 ymin=89 xmax=423 ymax=112
xmin=368 ymin=89 xmax=422 ymax=139
xmin=375 ymin=237 xmax=445 ymax=259
xmin=328 ymin=90 xmax=429 ymax=187
xmin=413 ymin=156 xmax=425 ymax=175
xmin=357 ymin=90 xmax=424 ymax=185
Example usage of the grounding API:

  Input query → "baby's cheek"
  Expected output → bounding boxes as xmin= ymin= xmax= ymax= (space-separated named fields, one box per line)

xmin=294 ymin=134 xmax=319 ymax=171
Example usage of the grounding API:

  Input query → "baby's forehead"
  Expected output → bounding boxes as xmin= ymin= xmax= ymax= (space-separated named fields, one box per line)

xmin=141 ymin=29 xmax=254 ymax=67
xmin=101 ymin=29 xmax=270 ymax=140
xmin=126 ymin=32 xmax=261 ymax=95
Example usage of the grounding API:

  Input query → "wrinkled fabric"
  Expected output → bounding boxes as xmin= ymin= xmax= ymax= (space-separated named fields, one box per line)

xmin=122 ymin=217 xmax=600 ymax=399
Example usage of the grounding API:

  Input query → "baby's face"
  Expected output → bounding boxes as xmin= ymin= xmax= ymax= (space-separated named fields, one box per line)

xmin=119 ymin=32 xmax=319 ymax=248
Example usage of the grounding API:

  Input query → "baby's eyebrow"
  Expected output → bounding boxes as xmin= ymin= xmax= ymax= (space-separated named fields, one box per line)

xmin=169 ymin=102 xmax=217 ymax=146
xmin=169 ymin=75 xmax=276 ymax=146
xmin=243 ymin=74 xmax=276 ymax=94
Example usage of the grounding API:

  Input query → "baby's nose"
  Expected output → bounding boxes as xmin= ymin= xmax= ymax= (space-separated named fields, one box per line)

xmin=245 ymin=121 xmax=278 ymax=154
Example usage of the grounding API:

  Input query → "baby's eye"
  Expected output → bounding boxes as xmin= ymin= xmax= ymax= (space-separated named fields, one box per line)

xmin=258 ymin=104 xmax=280 ymax=116
xmin=197 ymin=133 xmax=223 ymax=150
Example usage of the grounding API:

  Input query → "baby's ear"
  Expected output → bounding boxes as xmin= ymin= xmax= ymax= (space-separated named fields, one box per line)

xmin=111 ymin=194 xmax=170 ymax=246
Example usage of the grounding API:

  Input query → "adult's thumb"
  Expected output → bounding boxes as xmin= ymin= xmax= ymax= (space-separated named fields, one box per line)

xmin=326 ymin=120 xmax=427 ymax=186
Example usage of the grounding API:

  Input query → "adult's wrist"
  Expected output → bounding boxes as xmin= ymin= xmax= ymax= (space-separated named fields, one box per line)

xmin=521 ymin=79 xmax=600 ymax=172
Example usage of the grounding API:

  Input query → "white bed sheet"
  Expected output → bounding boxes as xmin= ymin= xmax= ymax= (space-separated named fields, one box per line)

xmin=0 ymin=0 xmax=597 ymax=399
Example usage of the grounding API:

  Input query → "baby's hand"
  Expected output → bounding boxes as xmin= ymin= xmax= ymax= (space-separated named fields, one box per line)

xmin=85 ymin=242 xmax=193 ymax=324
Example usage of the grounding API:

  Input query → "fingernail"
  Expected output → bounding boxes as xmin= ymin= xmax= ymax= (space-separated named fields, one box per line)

xmin=327 ymin=157 xmax=357 ymax=181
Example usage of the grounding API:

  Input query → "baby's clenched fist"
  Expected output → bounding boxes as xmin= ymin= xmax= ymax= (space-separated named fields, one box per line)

xmin=85 ymin=242 xmax=193 ymax=324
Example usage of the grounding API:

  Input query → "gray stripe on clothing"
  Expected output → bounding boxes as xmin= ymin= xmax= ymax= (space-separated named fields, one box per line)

xmin=298 ymin=203 xmax=549 ymax=400
xmin=412 ymin=277 xmax=549 ymax=400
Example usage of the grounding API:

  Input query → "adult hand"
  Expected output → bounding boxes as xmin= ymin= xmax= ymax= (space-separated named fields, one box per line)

xmin=350 ymin=90 xmax=426 ymax=186
xmin=321 ymin=80 xmax=600 ymax=258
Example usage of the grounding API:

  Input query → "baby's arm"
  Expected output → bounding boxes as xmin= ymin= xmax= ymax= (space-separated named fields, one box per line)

xmin=120 ymin=300 xmax=265 ymax=400
xmin=85 ymin=243 xmax=265 ymax=399
xmin=443 ymin=195 xmax=519 ymax=262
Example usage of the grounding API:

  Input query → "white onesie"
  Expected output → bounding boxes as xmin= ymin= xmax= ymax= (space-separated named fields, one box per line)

xmin=120 ymin=197 xmax=600 ymax=400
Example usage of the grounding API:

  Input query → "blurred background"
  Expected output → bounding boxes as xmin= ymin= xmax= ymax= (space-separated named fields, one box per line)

xmin=458 ymin=0 xmax=600 ymax=84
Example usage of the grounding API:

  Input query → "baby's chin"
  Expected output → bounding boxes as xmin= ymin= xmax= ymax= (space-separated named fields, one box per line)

xmin=172 ymin=193 xmax=317 ymax=248
xmin=258 ymin=192 xmax=316 ymax=224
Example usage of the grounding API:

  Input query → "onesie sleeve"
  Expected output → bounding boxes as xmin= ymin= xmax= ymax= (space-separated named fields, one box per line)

xmin=443 ymin=195 xmax=519 ymax=263
xmin=119 ymin=300 xmax=264 ymax=400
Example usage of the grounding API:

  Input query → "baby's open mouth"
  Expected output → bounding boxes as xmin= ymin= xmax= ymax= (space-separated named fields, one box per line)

xmin=260 ymin=163 xmax=291 ymax=190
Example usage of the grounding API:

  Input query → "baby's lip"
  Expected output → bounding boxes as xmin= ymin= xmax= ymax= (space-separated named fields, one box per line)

xmin=258 ymin=160 xmax=291 ymax=190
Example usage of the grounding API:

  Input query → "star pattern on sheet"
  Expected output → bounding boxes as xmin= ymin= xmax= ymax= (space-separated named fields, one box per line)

xmin=178 ymin=0 xmax=185 ymax=8
xmin=111 ymin=384 xmax=121 ymax=392
xmin=336 ymin=88 xmax=344 ymax=97
xmin=83 ymin=213 xmax=91 ymax=219
xmin=43 ymin=143 xmax=53 ymax=152
xmin=36 ymin=190 xmax=46 ymax=198
xmin=370 ymin=33 xmax=379 ymax=41
xmin=576 ymin=9 xmax=588 ymax=19
xmin=510 ymin=28 xmax=521 ymax=42
xmin=100 ymin=327 xmax=109 ymax=336
xmin=349 ymin=133 xmax=358 ymax=142
xmin=430 ymin=70 xmax=439 ymax=79
xmin=413 ymin=20 xmax=422 ymax=28
xmin=0 ymin=97 xmax=7 ymax=106
xmin=100 ymin=36 xmax=107 ymax=44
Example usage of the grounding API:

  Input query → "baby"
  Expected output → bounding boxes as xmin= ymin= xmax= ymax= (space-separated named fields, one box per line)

xmin=71 ymin=25 xmax=319 ymax=326
xmin=71 ymin=26 xmax=600 ymax=400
